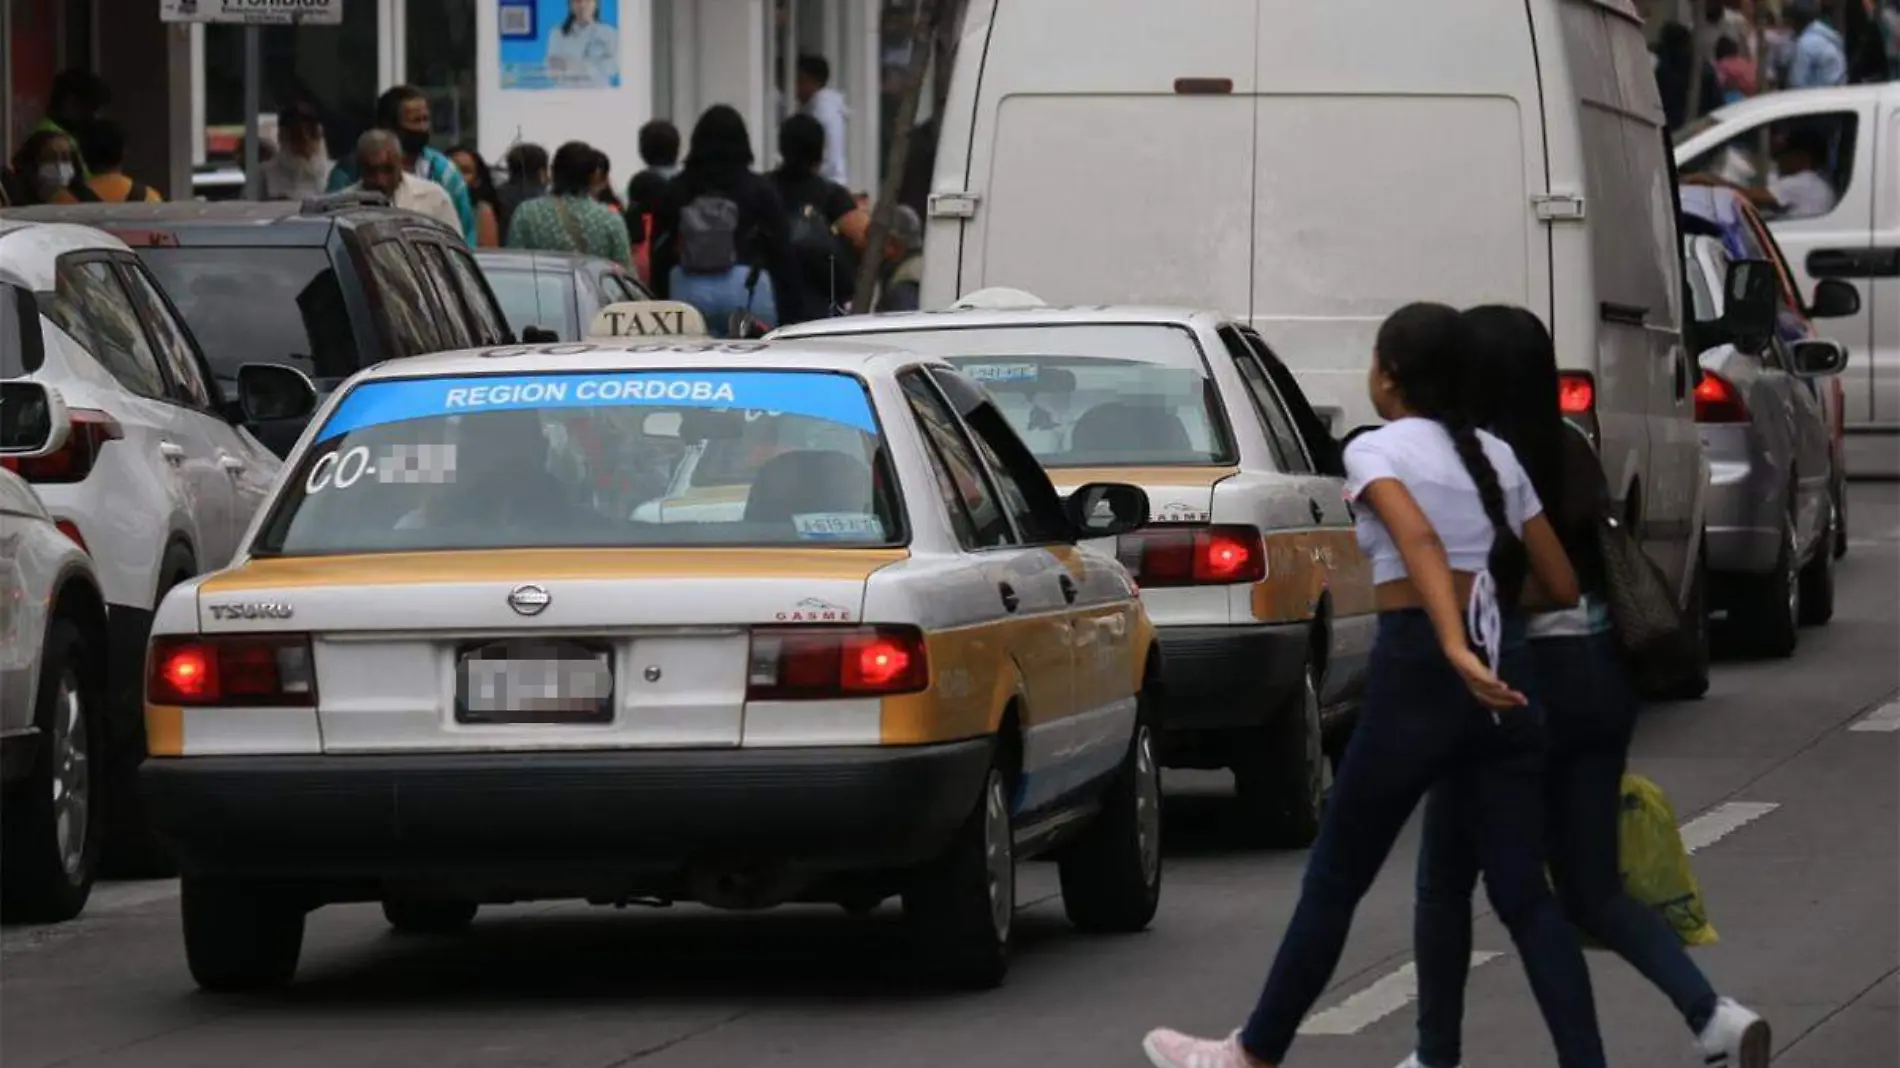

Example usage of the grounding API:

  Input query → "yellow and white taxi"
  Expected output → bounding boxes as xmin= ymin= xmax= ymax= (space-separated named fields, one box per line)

xmin=774 ymin=297 xmax=1376 ymax=845
xmin=139 ymin=303 xmax=1162 ymax=993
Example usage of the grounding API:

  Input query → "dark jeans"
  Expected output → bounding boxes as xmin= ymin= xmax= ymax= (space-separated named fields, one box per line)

xmin=1412 ymin=630 xmax=1717 ymax=1068
xmin=1239 ymin=611 xmax=1606 ymax=1068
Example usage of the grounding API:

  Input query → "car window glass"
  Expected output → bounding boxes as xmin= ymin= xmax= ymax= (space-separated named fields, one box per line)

xmin=1219 ymin=327 xmax=1303 ymax=471
xmin=118 ymin=261 xmax=217 ymax=409
xmin=138 ymin=246 xmax=356 ymax=390
xmin=414 ymin=242 xmax=475 ymax=350
xmin=1684 ymin=112 xmax=1860 ymax=223
xmin=607 ymin=272 xmax=651 ymax=302
xmin=366 ymin=242 xmax=438 ymax=357
xmin=49 ymin=258 xmax=169 ymax=400
xmin=487 ymin=267 xmax=579 ymax=339
xmin=1244 ymin=330 xmax=1344 ymax=477
xmin=0 ymin=282 xmax=39 ymax=378
xmin=900 ymin=372 xmax=1014 ymax=549
xmin=931 ymin=370 xmax=1069 ymax=544
xmin=442 ymin=246 xmax=510 ymax=344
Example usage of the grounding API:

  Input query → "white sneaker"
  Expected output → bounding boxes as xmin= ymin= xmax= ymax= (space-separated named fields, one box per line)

xmin=1697 ymin=998 xmax=1771 ymax=1068
xmin=1394 ymin=1054 xmax=1460 ymax=1068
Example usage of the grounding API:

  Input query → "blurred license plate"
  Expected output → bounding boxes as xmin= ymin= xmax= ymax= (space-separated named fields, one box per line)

xmin=456 ymin=640 xmax=613 ymax=724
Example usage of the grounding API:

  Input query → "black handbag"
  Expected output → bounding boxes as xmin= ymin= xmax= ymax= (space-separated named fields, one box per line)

xmin=1597 ymin=511 xmax=1694 ymax=683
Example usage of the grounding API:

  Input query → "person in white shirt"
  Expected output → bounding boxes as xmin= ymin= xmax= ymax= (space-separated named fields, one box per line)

xmin=796 ymin=54 xmax=849 ymax=186
xmin=262 ymin=99 xmax=331 ymax=201
xmin=1764 ymin=127 xmax=1838 ymax=220
xmin=350 ymin=129 xmax=462 ymax=233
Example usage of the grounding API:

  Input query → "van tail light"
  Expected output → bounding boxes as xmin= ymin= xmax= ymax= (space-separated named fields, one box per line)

xmin=1558 ymin=372 xmax=1596 ymax=415
xmin=54 ymin=519 xmax=87 ymax=553
xmin=1694 ymin=372 xmax=1749 ymax=423
xmin=148 ymin=635 xmax=317 ymax=707
xmin=1118 ymin=525 xmax=1267 ymax=587
xmin=0 ymin=409 xmax=122 ymax=484
xmin=747 ymin=626 xmax=929 ymax=700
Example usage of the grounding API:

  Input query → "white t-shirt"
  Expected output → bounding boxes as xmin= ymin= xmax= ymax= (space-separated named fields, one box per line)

xmin=1768 ymin=170 xmax=1837 ymax=220
xmin=356 ymin=174 xmax=461 ymax=234
xmin=1343 ymin=418 xmax=1542 ymax=586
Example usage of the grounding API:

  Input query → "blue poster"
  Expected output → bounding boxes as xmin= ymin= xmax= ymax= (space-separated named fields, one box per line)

xmin=499 ymin=0 xmax=621 ymax=90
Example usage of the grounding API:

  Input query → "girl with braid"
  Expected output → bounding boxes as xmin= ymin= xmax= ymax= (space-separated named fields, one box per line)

xmin=1142 ymin=303 xmax=1607 ymax=1068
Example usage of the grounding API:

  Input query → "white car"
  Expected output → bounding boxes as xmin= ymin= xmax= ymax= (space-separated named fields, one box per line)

xmin=1 ymin=380 xmax=111 ymax=922
xmin=0 ymin=220 xmax=280 ymax=870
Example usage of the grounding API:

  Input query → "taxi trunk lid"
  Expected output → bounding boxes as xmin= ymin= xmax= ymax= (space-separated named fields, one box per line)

xmin=196 ymin=549 xmax=904 ymax=753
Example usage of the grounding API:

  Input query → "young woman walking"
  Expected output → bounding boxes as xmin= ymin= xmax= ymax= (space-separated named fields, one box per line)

xmin=1141 ymin=302 xmax=1607 ymax=1068
xmin=1395 ymin=306 xmax=1769 ymax=1068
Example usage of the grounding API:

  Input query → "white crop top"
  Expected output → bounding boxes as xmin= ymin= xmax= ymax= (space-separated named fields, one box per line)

xmin=1344 ymin=418 xmax=1543 ymax=586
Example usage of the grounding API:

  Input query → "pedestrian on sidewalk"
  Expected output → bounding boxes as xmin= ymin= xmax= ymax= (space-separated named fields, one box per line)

xmin=263 ymin=98 xmax=333 ymax=201
xmin=450 ymin=144 xmax=504 ymax=247
xmin=1714 ymin=38 xmax=1759 ymax=103
xmin=76 ymin=120 xmax=163 ymax=203
xmin=872 ymin=205 xmax=924 ymax=314
xmin=327 ymin=85 xmax=478 ymax=246
xmin=348 ymin=129 xmax=461 ymax=233
xmin=3 ymin=130 xmax=86 ymax=206
xmin=795 ymin=54 xmax=850 ymax=186
xmin=497 ymin=142 xmax=550 ymax=237
xmin=626 ymin=120 xmax=680 ymax=218
xmin=505 ymin=140 xmax=633 ymax=268
xmin=1396 ymin=305 xmax=1771 ymax=1068
xmin=1141 ymin=303 xmax=1607 ymax=1068
xmin=770 ymin=113 xmax=863 ymax=317
xmin=1785 ymin=0 xmax=1849 ymax=88
xmin=33 ymin=70 xmax=109 ymax=179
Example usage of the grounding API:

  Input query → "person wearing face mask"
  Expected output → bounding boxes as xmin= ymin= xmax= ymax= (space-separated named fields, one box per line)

xmin=346 ymin=129 xmax=461 ymax=233
xmin=4 ymin=131 xmax=86 ymax=206
xmin=326 ymin=85 xmax=477 ymax=246
xmin=33 ymin=69 xmax=110 ymax=179
xmin=263 ymin=99 xmax=332 ymax=201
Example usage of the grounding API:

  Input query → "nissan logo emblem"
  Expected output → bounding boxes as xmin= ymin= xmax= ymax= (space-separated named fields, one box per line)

xmin=507 ymin=584 xmax=551 ymax=616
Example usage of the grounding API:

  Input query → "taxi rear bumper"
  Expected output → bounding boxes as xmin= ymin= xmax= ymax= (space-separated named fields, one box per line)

xmin=140 ymin=741 xmax=991 ymax=889
xmin=1151 ymin=623 xmax=1309 ymax=735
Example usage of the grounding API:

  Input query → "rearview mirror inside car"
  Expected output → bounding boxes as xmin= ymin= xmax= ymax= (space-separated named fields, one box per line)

xmin=522 ymin=326 xmax=562 ymax=343
xmin=1808 ymin=278 xmax=1861 ymax=321
xmin=237 ymin=363 xmax=319 ymax=425
xmin=0 ymin=380 xmax=70 ymax=458
xmin=1790 ymin=338 xmax=1850 ymax=377
xmin=1720 ymin=259 xmax=1779 ymax=346
xmin=1065 ymin=482 xmax=1151 ymax=539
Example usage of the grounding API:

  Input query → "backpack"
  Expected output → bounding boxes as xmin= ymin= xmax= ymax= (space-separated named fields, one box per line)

xmin=677 ymin=193 xmax=742 ymax=274
xmin=788 ymin=203 xmax=850 ymax=311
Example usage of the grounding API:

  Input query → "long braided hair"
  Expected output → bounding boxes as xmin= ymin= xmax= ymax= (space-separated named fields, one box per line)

xmin=1374 ymin=303 xmax=1529 ymax=611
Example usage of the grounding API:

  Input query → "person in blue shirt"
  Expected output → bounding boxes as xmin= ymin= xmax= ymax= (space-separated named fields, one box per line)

xmin=1785 ymin=0 xmax=1849 ymax=88
xmin=326 ymin=85 xmax=479 ymax=246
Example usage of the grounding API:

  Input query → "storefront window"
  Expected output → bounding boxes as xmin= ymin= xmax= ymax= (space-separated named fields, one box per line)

xmin=203 ymin=2 xmax=380 ymax=163
xmin=408 ymin=0 xmax=478 ymax=150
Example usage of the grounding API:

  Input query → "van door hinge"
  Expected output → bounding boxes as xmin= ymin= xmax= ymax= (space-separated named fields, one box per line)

xmin=1532 ymin=193 xmax=1586 ymax=222
xmin=928 ymin=192 xmax=981 ymax=219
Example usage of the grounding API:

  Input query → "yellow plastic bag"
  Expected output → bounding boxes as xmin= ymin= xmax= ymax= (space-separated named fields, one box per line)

xmin=1618 ymin=773 xmax=1718 ymax=947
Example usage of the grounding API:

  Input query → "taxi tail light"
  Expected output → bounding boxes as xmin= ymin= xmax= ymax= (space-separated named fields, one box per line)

xmin=0 ymin=409 xmax=122 ymax=484
xmin=1694 ymin=371 xmax=1749 ymax=423
xmin=1119 ymin=525 xmax=1266 ymax=586
xmin=747 ymin=626 xmax=929 ymax=700
xmin=148 ymin=635 xmax=317 ymax=707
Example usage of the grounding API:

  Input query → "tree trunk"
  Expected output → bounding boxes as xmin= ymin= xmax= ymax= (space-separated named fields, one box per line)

xmin=853 ymin=0 xmax=944 ymax=314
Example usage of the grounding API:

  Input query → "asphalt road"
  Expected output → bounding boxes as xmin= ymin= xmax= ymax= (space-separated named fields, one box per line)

xmin=4 ymin=485 xmax=1896 ymax=1068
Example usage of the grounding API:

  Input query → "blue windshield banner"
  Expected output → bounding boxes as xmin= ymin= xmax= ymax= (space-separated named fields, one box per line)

xmin=315 ymin=371 xmax=878 ymax=442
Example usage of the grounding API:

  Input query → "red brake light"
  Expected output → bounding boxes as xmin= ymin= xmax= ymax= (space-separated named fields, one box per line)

xmin=0 ymin=409 xmax=123 ymax=484
xmin=148 ymin=635 xmax=316 ymax=707
xmin=1120 ymin=525 xmax=1266 ymax=587
xmin=1694 ymin=372 xmax=1749 ymax=423
xmin=54 ymin=519 xmax=87 ymax=553
xmin=1558 ymin=372 xmax=1596 ymax=416
xmin=747 ymin=626 xmax=929 ymax=700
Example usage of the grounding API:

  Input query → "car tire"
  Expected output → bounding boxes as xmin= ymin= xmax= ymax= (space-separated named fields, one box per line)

xmin=382 ymin=899 xmax=479 ymax=935
xmin=1057 ymin=706 xmax=1162 ymax=934
xmin=181 ymin=877 xmax=305 ymax=993
xmin=903 ymin=759 xmax=1014 ymax=989
xmin=1799 ymin=498 xmax=1837 ymax=627
xmin=1232 ymin=660 xmax=1328 ymax=848
xmin=102 ymin=549 xmax=196 ymax=879
xmin=1733 ymin=511 xmax=1799 ymax=659
xmin=1 ymin=620 xmax=104 ymax=924
xmin=1652 ymin=544 xmax=1712 ymax=701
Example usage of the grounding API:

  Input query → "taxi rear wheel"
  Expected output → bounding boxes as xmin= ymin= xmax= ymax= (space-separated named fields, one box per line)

xmin=382 ymin=898 xmax=479 ymax=935
xmin=1057 ymin=715 xmax=1161 ymax=934
xmin=903 ymin=761 xmax=1013 ymax=989
xmin=181 ymin=877 xmax=305 ymax=992
xmin=1232 ymin=660 xmax=1328 ymax=848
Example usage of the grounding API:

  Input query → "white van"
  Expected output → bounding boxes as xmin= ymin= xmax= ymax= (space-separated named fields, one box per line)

xmin=921 ymin=0 xmax=1709 ymax=629
xmin=1675 ymin=84 xmax=1900 ymax=478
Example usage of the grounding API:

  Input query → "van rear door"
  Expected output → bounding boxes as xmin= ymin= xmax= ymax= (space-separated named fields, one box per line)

xmin=933 ymin=0 xmax=1259 ymax=313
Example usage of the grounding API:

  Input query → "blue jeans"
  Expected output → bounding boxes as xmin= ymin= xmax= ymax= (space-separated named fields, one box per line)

xmin=1239 ymin=611 xmax=1606 ymax=1068
xmin=1412 ymin=631 xmax=1717 ymax=1068
xmin=668 ymin=266 xmax=778 ymax=338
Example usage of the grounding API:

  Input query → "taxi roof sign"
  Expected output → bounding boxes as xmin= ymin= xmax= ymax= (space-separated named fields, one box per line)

xmin=588 ymin=301 xmax=709 ymax=340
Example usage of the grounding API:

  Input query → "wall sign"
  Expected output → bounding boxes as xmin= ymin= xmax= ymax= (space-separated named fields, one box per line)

xmin=500 ymin=0 xmax=621 ymax=91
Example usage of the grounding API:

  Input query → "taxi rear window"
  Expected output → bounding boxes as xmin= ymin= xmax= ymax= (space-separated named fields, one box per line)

xmin=253 ymin=369 xmax=905 ymax=555
xmin=820 ymin=324 xmax=1233 ymax=467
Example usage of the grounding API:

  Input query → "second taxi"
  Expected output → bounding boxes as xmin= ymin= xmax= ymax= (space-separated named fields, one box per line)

xmin=138 ymin=304 xmax=1164 ymax=992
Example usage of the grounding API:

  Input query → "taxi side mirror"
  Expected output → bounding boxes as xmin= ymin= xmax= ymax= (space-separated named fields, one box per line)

xmin=1066 ymin=482 xmax=1150 ymax=539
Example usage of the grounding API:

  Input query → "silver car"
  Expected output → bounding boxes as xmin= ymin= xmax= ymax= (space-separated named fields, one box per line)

xmin=1 ymin=380 xmax=110 ymax=922
xmin=1684 ymin=232 xmax=1847 ymax=658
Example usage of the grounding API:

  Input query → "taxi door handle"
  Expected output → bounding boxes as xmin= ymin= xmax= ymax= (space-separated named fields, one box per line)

xmin=1058 ymin=574 xmax=1078 ymax=604
xmin=998 ymin=583 xmax=1020 ymax=613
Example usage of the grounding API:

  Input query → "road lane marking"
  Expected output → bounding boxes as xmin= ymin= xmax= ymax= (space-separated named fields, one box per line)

xmin=1680 ymin=802 xmax=1780 ymax=854
xmin=1850 ymin=701 xmax=1900 ymax=733
xmin=1298 ymin=954 xmax=1502 ymax=1036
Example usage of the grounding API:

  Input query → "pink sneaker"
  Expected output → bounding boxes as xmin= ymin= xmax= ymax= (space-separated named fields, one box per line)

xmin=1141 ymin=1028 xmax=1264 ymax=1068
